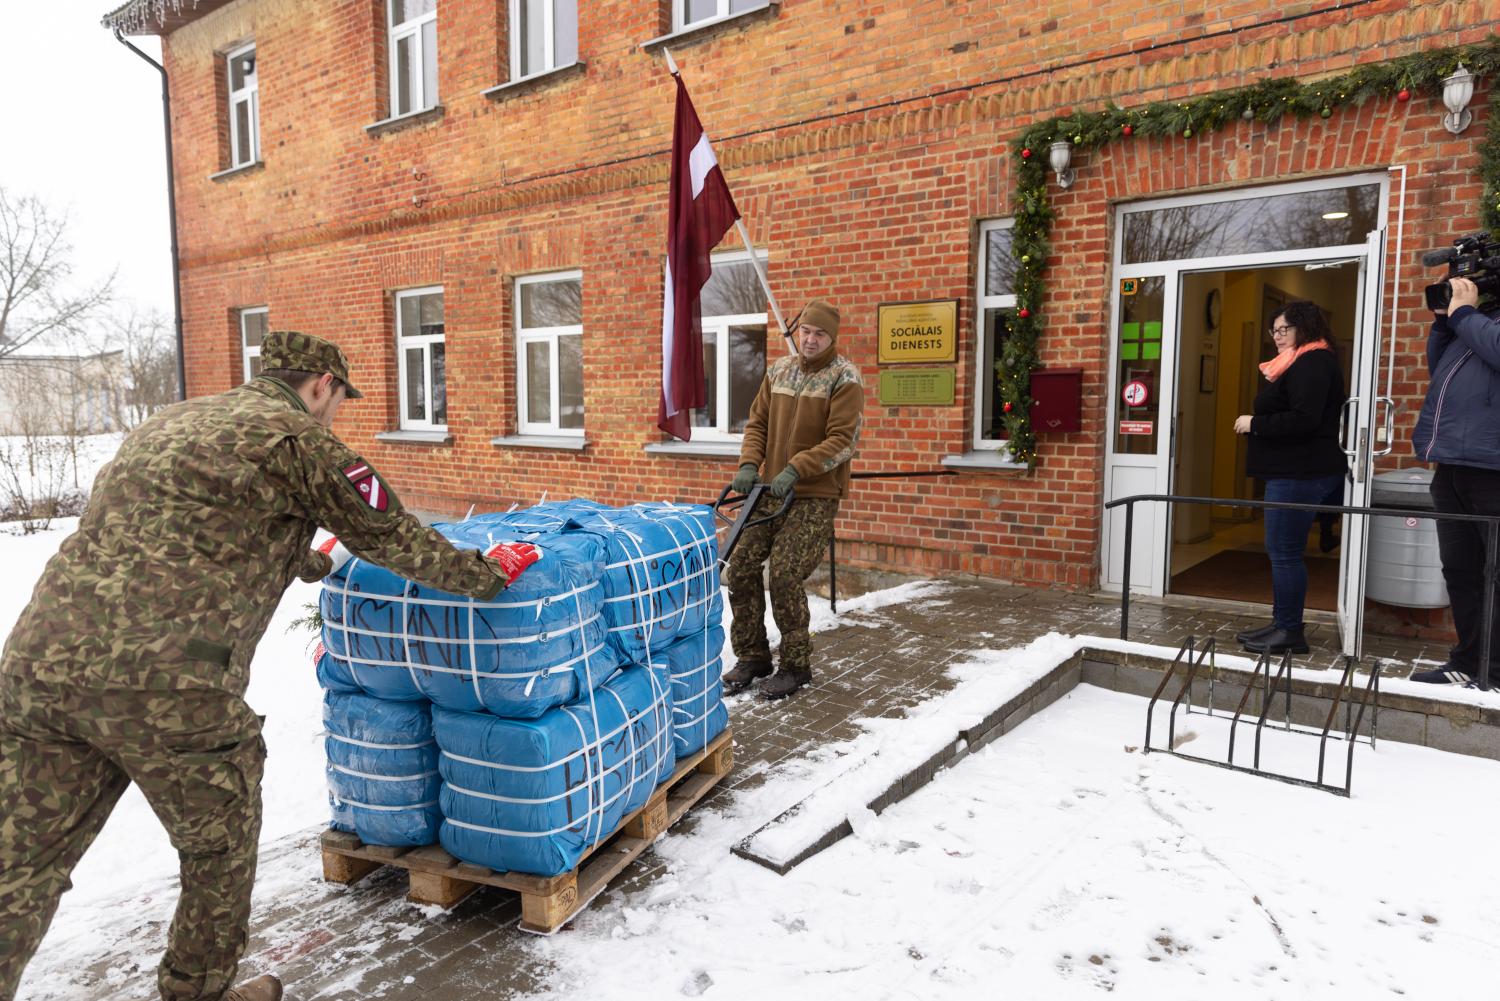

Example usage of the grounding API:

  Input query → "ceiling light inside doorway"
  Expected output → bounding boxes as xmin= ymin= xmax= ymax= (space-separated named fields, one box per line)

xmin=1321 ymin=211 xmax=1350 ymax=220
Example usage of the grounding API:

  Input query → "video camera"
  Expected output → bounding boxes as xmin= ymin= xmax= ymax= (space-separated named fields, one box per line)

xmin=1424 ymin=233 xmax=1500 ymax=311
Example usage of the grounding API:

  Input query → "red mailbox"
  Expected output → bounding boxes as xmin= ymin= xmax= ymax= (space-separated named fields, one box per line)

xmin=1029 ymin=367 xmax=1083 ymax=433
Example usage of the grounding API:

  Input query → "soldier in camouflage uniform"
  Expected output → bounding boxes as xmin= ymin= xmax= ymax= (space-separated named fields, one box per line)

xmin=724 ymin=300 xmax=864 ymax=700
xmin=0 ymin=332 xmax=539 ymax=1001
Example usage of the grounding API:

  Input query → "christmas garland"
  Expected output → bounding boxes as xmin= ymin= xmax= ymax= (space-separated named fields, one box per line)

xmin=1000 ymin=35 xmax=1500 ymax=467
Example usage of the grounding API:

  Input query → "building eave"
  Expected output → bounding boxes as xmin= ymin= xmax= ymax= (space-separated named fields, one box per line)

xmin=101 ymin=0 xmax=239 ymax=37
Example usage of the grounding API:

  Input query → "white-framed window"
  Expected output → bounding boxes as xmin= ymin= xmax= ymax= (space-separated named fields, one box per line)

xmin=510 ymin=0 xmax=577 ymax=79
xmin=395 ymin=287 xmax=446 ymax=430
xmin=975 ymin=219 xmax=1017 ymax=450
xmin=388 ymin=0 xmax=438 ymax=116
xmin=690 ymin=250 xmax=768 ymax=438
xmin=226 ymin=42 xmax=259 ymax=168
xmin=515 ymin=271 xmax=583 ymax=435
xmin=239 ymin=306 xmax=269 ymax=382
xmin=675 ymin=0 xmax=765 ymax=30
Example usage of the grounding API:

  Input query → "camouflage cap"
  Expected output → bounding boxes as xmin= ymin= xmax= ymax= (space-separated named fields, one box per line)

xmin=260 ymin=330 xmax=364 ymax=398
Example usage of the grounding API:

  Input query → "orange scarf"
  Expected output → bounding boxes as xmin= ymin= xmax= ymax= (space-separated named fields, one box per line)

xmin=1259 ymin=340 xmax=1331 ymax=383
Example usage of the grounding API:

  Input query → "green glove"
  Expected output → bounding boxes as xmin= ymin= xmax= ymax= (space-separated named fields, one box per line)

xmin=731 ymin=463 xmax=759 ymax=495
xmin=770 ymin=465 xmax=800 ymax=499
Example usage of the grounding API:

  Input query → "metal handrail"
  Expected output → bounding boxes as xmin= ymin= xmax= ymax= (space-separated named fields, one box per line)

xmin=1104 ymin=492 xmax=1500 ymax=690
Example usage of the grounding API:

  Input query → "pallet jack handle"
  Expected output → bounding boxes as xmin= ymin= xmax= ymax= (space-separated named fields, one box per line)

xmin=712 ymin=482 xmax=794 ymax=563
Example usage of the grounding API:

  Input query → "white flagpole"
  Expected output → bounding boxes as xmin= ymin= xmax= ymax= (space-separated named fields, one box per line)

xmin=662 ymin=47 xmax=795 ymax=353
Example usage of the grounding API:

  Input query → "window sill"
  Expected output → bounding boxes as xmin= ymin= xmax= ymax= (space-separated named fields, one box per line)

xmin=644 ymin=439 xmax=742 ymax=459
xmin=365 ymin=104 xmax=446 ymax=137
xmin=639 ymin=2 xmax=780 ymax=50
xmin=483 ymin=61 xmax=587 ymax=101
xmin=209 ymin=160 xmax=264 ymax=183
xmin=491 ymin=434 xmax=589 ymax=451
xmin=376 ymin=430 xmax=453 ymax=446
xmin=942 ymin=450 xmax=1028 ymax=472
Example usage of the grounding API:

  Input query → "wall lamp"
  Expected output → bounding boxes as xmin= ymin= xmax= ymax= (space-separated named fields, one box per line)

xmin=1048 ymin=140 xmax=1075 ymax=188
xmin=1442 ymin=64 xmax=1475 ymax=134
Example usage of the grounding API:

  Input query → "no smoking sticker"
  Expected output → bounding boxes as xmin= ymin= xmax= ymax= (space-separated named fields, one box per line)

xmin=1122 ymin=379 xmax=1150 ymax=407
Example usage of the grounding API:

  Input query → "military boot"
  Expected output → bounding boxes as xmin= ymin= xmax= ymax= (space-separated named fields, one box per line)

xmin=760 ymin=668 xmax=812 ymax=700
xmin=224 ymin=975 xmax=283 ymax=1001
xmin=721 ymin=659 xmax=772 ymax=694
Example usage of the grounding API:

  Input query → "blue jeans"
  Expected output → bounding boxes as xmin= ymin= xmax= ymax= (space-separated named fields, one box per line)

xmin=1262 ymin=474 xmax=1345 ymax=630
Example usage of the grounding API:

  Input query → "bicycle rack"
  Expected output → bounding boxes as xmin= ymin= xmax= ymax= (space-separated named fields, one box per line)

xmin=1143 ymin=635 xmax=1381 ymax=797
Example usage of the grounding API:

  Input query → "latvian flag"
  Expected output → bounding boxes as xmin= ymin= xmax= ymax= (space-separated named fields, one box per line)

xmin=659 ymin=71 xmax=742 ymax=442
xmin=343 ymin=460 xmax=389 ymax=512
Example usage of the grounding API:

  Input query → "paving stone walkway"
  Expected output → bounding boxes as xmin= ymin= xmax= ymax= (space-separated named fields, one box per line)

xmin=45 ymin=575 xmax=1449 ymax=1001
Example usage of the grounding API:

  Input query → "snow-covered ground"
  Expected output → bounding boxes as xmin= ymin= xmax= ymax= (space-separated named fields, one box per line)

xmin=7 ymin=442 xmax=1500 ymax=1000
xmin=525 ymin=683 xmax=1500 ymax=1001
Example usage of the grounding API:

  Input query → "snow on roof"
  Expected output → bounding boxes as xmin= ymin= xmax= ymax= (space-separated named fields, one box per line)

xmin=100 ymin=0 xmax=238 ymax=37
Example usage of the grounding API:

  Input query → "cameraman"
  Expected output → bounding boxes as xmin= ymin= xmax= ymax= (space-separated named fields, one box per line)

xmin=1411 ymin=276 xmax=1500 ymax=687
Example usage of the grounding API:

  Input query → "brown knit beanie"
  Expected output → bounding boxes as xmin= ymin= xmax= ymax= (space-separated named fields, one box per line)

xmin=796 ymin=299 xmax=840 ymax=340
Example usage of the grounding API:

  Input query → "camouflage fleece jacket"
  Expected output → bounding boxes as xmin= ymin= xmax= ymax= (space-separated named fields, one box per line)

xmin=739 ymin=345 xmax=864 ymax=499
xmin=0 ymin=376 xmax=506 ymax=696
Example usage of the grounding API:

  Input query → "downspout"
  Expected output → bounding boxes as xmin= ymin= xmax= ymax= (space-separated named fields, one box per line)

xmin=114 ymin=29 xmax=187 ymax=402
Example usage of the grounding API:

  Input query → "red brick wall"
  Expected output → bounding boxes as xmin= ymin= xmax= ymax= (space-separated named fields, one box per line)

xmin=158 ymin=0 xmax=1495 ymax=590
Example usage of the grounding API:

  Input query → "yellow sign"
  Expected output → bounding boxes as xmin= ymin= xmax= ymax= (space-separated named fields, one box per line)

xmin=878 ymin=300 xmax=958 ymax=364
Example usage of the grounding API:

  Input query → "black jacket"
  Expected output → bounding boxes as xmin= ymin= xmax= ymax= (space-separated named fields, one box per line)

xmin=1411 ymin=305 xmax=1500 ymax=470
xmin=1245 ymin=348 xmax=1348 ymax=480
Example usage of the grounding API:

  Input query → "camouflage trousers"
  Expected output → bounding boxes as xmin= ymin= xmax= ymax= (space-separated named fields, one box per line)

xmin=0 ymin=670 xmax=265 ymax=1001
xmin=725 ymin=497 xmax=839 ymax=673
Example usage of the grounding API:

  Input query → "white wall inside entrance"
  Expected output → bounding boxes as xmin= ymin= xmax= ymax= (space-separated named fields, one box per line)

xmin=1172 ymin=272 xmax=1225 ymax=543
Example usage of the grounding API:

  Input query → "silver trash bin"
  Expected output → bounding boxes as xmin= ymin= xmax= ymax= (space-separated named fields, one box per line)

xmin=1365 ymin=468 xmax=1449 ymax=608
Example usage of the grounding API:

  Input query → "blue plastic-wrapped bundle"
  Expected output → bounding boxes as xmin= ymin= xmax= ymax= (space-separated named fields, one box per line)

xmin=434 ymin=662 xmax=676 ymax=876
xmin=567 ymin=503 xmax=723 ymax=665
xmin=658 ymin=624 xmax=729 ymax=757
xmin=324 ymin=692 xmax=440 ymax=847
xmin=319 ymin=521 xmax=617 ymax=718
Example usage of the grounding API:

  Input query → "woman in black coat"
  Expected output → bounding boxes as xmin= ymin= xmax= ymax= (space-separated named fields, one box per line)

xmin=1231 ymin=300 xmax=1348 ymax=654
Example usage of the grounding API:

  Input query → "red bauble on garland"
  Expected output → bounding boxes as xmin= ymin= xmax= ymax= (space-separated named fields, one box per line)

xmin=1003 ymin=401 xmax=1013 ymax=413
xmin=1122 ymin=124 xmax=1133 ymax=136
xmin=1018 ymin=308 xmax=1032 ymax=318
xmin=1021 ymin=147 xmax=1032 ymax=159
xmin=1397 ymin=88 xmax=1411 ymax=102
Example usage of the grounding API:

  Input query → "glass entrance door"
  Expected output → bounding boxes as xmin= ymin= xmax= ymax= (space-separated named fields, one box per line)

xmin=1102 ymin=175 xmax=1389 ymax=607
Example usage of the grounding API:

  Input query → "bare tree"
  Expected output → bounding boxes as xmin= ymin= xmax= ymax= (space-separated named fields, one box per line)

xmin=99 ymin=307 xmax=176 ymax=427
xmin=0 ymin=186 xmax=114 ymax=358
xmin=0 ymin=362 xmax=82 ymax=534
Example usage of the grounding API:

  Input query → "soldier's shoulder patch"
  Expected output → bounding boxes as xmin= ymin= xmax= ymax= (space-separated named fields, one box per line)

xmin=343 ymin=459 xmax=389 ymax=512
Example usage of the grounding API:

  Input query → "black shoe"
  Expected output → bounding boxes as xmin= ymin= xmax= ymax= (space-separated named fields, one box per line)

xmin=1242 ymin=628 xmax=1309 ymax=655
xmin=1235 ymin=622 xmax=1278 ymax=644
xmin=760 ymin=668 xmax=812 ymax=700
xmin=722 ymin=659 xmax=772 ymax=694
xmin=1410 ymin=665 xmax=1476 ymax=686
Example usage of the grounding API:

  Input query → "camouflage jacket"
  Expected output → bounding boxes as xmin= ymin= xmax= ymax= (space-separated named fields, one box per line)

xmin=740 ymin=347 xmax=864 ymax=499
xmin=0 ymin=376 xmax=505 ymax=696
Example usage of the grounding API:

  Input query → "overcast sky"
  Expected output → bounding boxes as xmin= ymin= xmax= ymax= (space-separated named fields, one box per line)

xmin=1 ymin=2 xmax=172 ymax=321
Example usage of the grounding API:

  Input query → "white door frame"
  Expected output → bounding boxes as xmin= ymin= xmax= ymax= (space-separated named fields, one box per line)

xmin=1101 ymin=174 xmax=1391 ymax=633
xmin=1336 ymin=227 xmax=1390 ymax=658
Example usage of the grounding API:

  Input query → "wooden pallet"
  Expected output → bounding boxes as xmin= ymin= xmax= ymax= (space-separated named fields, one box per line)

xmin=320 ymin=727 xmax=734 ymax=935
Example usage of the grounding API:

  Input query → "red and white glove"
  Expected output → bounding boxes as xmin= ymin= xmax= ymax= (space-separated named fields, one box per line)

xmin=318 ymin=536 xmax=354 ymax=576
xmin=485 ymin=541 xmax=542 ymax=586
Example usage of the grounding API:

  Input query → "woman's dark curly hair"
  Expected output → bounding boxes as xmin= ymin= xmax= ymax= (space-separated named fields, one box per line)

xmin=1272 ymin=301 xmax=1338 ymax=359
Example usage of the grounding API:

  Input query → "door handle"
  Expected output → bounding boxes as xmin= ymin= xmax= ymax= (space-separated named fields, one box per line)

xmin=1338 ymin=398 xmax=1360 ymax=459
xmin=1356 ymin=428 xmax=1369 ymax=483
xmin=1372 ymin=396 xmax=1397 ymax=457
